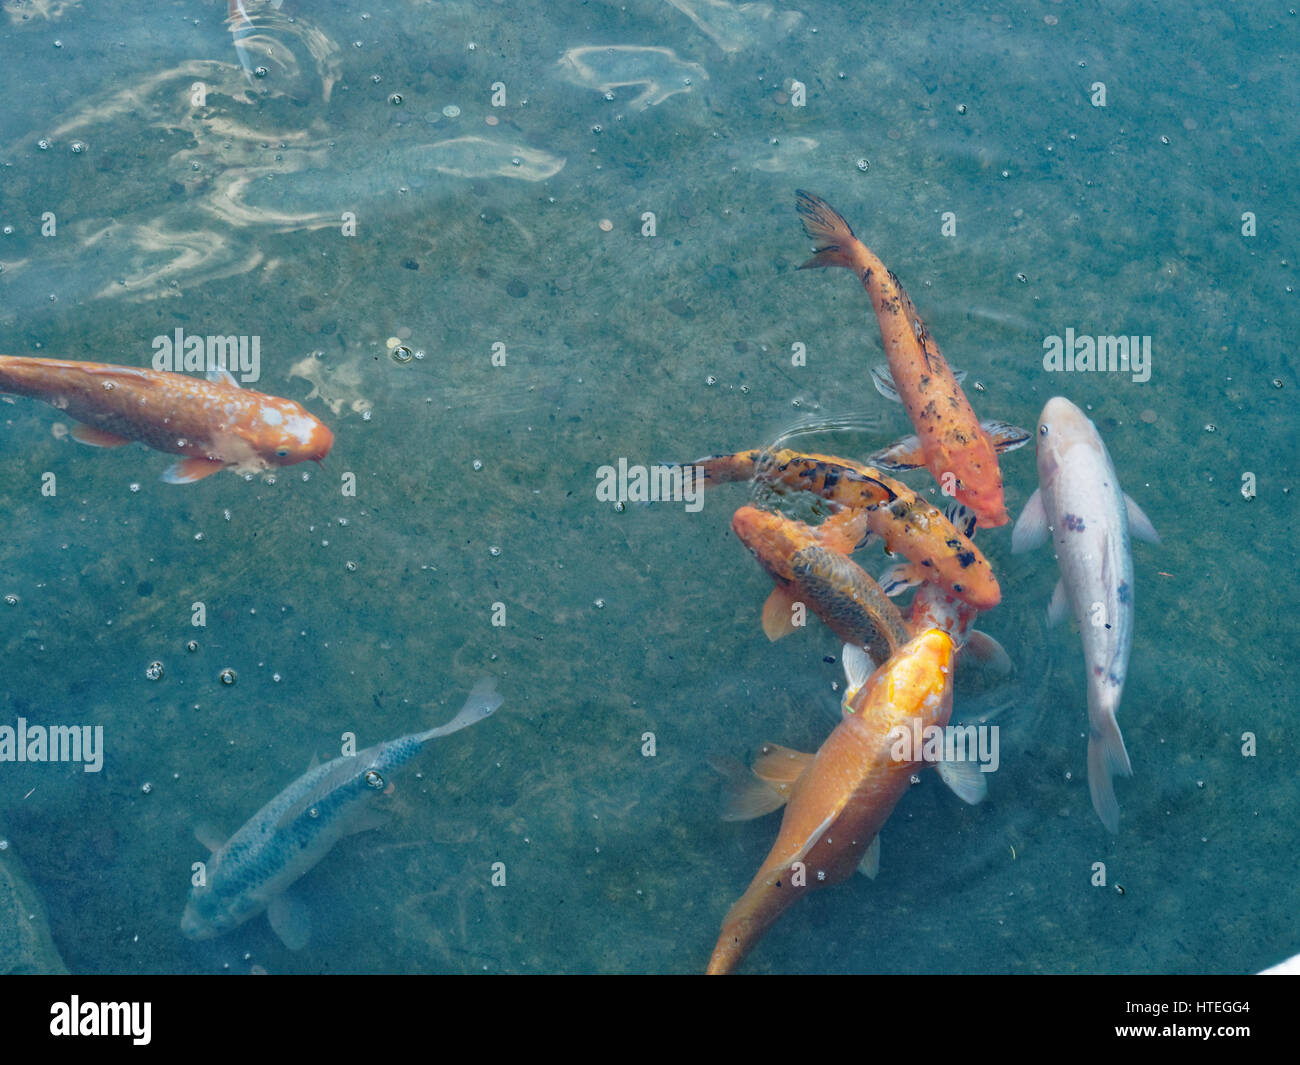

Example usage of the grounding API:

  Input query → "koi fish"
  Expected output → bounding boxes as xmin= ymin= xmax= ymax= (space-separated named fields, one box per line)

xmin=730 ymin=504 xmax=910 ymax=664
xmin=1011 ymin=397 xmax=1159 ymax=832
xmin=182 ymin=678 xmax=503 ymax=946
xmin=0 ymin=356 xmax=333 ymax=483
xmin=795 ymin=190 xmax=1010 ymax=527
xmin=696 ymin=447 xmax=1001 ymax=610
xmin=878 ymin=502 xmax=1011 ymax=673
xmin=707 ymin=630 xmax=960 ymax=975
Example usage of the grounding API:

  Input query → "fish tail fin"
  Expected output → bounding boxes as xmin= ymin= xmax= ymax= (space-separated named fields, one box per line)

xmin=795 ymin=190 xmax=859 ymax=271
xmin=422 ymin=678 xmax=503 ymax=741
xmin=1087 ymin=708 xmax=1132 ymax=833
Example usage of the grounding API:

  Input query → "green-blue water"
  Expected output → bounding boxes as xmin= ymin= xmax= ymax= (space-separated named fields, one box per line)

xmin=0 ymin=0 xmax=1295 ymax=974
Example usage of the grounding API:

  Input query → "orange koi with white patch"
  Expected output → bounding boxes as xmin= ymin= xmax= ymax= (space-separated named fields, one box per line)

xmin=795 ymin=190 xmax=1010 ymax=527
xmin=0 ymin=356 xmax=333 ymax=483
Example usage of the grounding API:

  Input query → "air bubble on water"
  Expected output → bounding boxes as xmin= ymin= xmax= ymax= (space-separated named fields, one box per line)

xmin=443 ymin=104 xmax=461 ymax=118
xmin=413 ymin=349 xmax=425 ymax=361
xmin=186 ymin=640 xmax=199 ymax=652
xmin=856 ymin=158 xmax=869 ymax=172
xmin=71 ymin=142 xmax=85 ymax=154
xmin=467 ymin=42 xmax=476 ymax=52
xmin=472 ymin=459 xmax=483 ymax=471
xmin=3 ymin=594 xmax=17 ymax=606
xmin=390 ymin=345 xmax=413 ymax=363
xmin=129 ymin=483 xmax=140 ymax=493
xmin=957 ymin=104 xmax=967 ymax=115
xmin=345 ymin=560 xmax=358 ymax=572
xmin=389 ymin=94 xmax=403 ymax=106
xmin=272 ymin=673 xmax=281 ymax=683
xmin=511 ymin=157 xmax=521 ymax=167
xmin=488 ymin=545 xmax=502 ymax=557
xmin=146 ymin=661 xmax=164 ymax=681
xmin=141 ymin=782 xmax=152 ymax=794
xmin=594 ymin=598 xmax=605 ymax=608
xmin=219 ymin=668 xmax=236 ymax=685
xmin=1203 ymin=423 xmax=1217 ymax=433
xmin=613 ymin=500 xmax=626 ymax=513
xmin=194 ymin=532 xmax=205 ymax=541
xmin=705 ymin=375 xmax=717 ymax=385
xmin=103 ymin=380 xmax=115 ymax=390
xmin=361 ymin=410 xmax=372 ymax=421
xmin=38 ymin=139 xmax=50 ymax=150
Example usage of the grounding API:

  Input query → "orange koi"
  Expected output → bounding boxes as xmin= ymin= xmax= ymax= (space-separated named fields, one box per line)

xmin=731 ymin=505 xmax=910 ymax=665
xmin=707 ymin=629 xmax=957 ymax=975
xmin=795 ymin=190 xmax=1010 ymax=527
xmin=696 ymin=448 xmax=1001 ymax=610
xmin=0 ymin=356 xmax=333 ymax=483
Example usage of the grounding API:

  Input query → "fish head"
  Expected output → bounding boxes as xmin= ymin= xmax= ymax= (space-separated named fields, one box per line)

xmin=181 ymin=890 xmax=233 ymax=941
xmin=1034 ymin=396 xmax=1097 ymax=484
xmin=853 ymin=628 xmax=955 ymax=736
xmin=958 ymin=474 xmax=1010 ymax=529
xmin=730 ymin=505 xmax=812 ymax=580
xmin=909 ymin=584 xmax=978 ymax=649
xmin=254 ymin=398 xmax=335 ymax=468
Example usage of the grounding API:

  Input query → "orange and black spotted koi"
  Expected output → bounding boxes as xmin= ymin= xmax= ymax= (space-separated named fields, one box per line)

xmin=695 ymin=448 xmax=1001 ymax=610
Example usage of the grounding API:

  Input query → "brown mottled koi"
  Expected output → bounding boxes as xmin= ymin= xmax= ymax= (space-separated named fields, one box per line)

xmin=795 ymin=190 xmax=1010 ymax=528
xmin=730 ymin=505 xmax=909 ymax=664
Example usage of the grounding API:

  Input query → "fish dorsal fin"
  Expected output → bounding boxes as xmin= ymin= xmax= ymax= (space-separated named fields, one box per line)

xmin=761 ymin=586 xmax=803 ymax=641
xmin=857 ymin=834 xmax=881 ymax=878
xmin=1124 ymin=493 xmax=1160 ymax=545
xmin=982 ymin=419 xmax=1032 ymax=455
xmin=1011 ymin=489 xmax=1049 ymax=553
xmin=840 ymin=643 xmax=876 ymax=706
xmin=206 ymin=367 xmax=243 ymax=389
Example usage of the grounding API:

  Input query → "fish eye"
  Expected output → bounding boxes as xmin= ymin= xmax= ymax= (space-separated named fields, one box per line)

xmin=1038 ymin=424 xmax=1049 ymax=436
xmin=276 ymin=446 xmax=291 ymax=457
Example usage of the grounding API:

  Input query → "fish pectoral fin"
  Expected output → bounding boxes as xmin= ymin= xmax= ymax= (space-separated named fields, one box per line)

xmin=870 ymin=365 xmax=902 ymax=403
xmin=857 ymin=835 xmax=881 ymax=879
xmin=936 ymin=756 xmax=989 ymax=805
xmin=710 ymin=756 xmax=790 ymax=822
xmin=1010 ymin=489 xmax=1049 ymax=553
xmin=877 ymin=562 xmax=922 ymax=598
xmin=963 ymin=631 xmax=1012 ymax=675
xmin=982 ymin=419 xmax=1032 ymax=455
xmin=1124 ymin=493 xmax=1161 ymax=545
xmin=816 ymin=509 xmax=871 ymax=554
xmin=70 ymin=424 xmax=132 ymax=448
xmin=267 ymin=892 xmax=311 ymax=952
xmin=1046 ymin=579 xmax=1069 ymax=627
xmin=941 ymin=501 xmax=979 ymax=538
xmin=839 ymin=643 xmax=876 ymax=701
xmin=761 ymin=587 xmax=803 ymax=641
xmin=193 ymin=822 xmax=226 ymax=854
xmin=865 ymin=433 xmax=925 ymax=471
xmin=162 ymin=457 xmax=226 ymax=484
